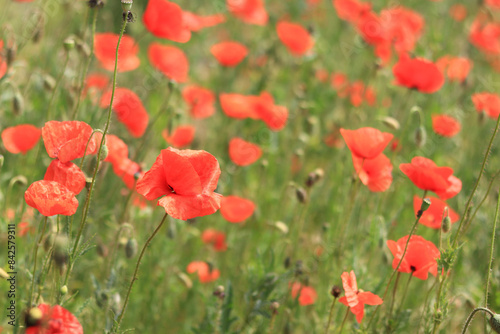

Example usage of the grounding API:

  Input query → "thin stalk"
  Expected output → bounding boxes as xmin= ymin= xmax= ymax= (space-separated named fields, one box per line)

xmin=338 ymin=307 xmax=350 ymax=334
xmin=46 ymin=52 xmax=70 ymax=121
xmin=461 ymin=307 xmax=495 ymax=334
xmin=387 ymin=272 xmax=401 ymax=323
xmin=29 ymin=216 xmax=48 ymax=305
xmin=430 ymin=276 xmax=447 ymax=334
xmin=324 ymin=297 xmax=338 ymax=334
xmin=112 ymin=212 xmax=168 ymax=333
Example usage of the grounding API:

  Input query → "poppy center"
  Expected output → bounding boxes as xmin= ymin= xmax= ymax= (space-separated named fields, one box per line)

xmin=410 ymin=265 xmax=417 ymax=272
xmin=167 ymin=184 xmax=175 ymax=193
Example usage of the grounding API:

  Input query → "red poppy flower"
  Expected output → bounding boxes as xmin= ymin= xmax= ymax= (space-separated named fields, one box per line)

xmin=387 ymin=235 xmax=440 ymax=280
xmin=331 ymin=72 xmax=349 ymax=98
xmin=469 ymin=19 xmax=500 ymax=55
xmin=42 ymin=121 xmax=97 ymax=163
xmin=356 ymin=11 xmax=388 ymax=46
xmin=432 ymin=115 xmax=461 ymax=137
xmin=201 ymin=229 xmax=227 ymax=251
xmin=148 ymin=43 xmax=189 ymax=83
xmin=104 ymin=134 xmax=129 ymax=166
xmin=25 ymin=180 xmax=79 ymax=216
xmin=472 ymin=93 xmax=500 ymax=119
xmin=349 ymin=81 xmax=365 ymax=107
xmin=182 ymin=86 xmax=216 ymax=119
xmin=187 ymin=261 xmax=220 ymax=283
xmin=446 ymin=57 xmax=472 ymax=82
xmin=143 ymin=0 xmax=191 ymax=43
xmin=100 ymin=88 xmax=149 ymax=138
xmin=94 ymin=33 xmax=140 ymax=72
xmin=162 ymin=125 xmax=195 ymax=148
xmin=220 ymin=93 xmax=260 ymax=119
xmin=340 ymin=127 xmax=393 ymax=159
xmin=229 ymin=138 xmax=262 ymax=166
xmin=25 ymin=303 xmax=83 ymax=334
xmin=487 ymin=0 xmax=500 ymax=8
xmin=399 ymin=157 xmax=460 ymax=199
xmin=226 ymin=0 xmax=268 ymax=26
xmin=112 ymin=158 xmax=142 ymax=190
xmin=434 ymin=175 xmax=462 ymax=201
xmin=450 ymin=4 xmax=467 ymax=21
xmin=1 ymin=124 xmax=41 ymax=154
xmin=276 ymin=21 xmax=314 ymax=56
xmin=290 ymin=282 xmax=317 ymax=306
xmin=352 ymin=153 xmax=392 ymax=192
xmin=380 ymin=7 xmax=424 ymax=55
xmin=182 ymin=11 xmax=226 ymax=32
xmin=413 ymin=195 xmax=459 ymax=229
xmin=339 ymin=271 xmax=383 ymax=323
xmin=393 ymin=54 xmax=444 ymax=93
xmin=254 ymin=92 xmax=289 ymax=131
xmin=210 ymin=42 xmax=248 ymax=67
xmin=44 ymin=160 xmax=86 ymax=195
xmin=333 ymin=0 xmax=371 ymax=23
xmin=220 ymin=195 xmax=256 ymax=223
xmin=136 ymin=148 xmax=222 ymax=220
xmin=0 ymin=40 xmax=7 ymax=80
xmin=83 ymin=73 xmax=109 ymax=104
xmin=18 ymin=222 xmax=34 ymax=237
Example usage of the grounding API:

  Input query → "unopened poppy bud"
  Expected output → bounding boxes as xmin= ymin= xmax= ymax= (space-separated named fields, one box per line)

xmin=44 ymin=233 xmax=56 ymax=252
xmin=490 ymin=314 xmax=500 ymax=333
xmin=85 ymin=177 xmax=92 ymax=191
xmin=417 ymin=198 xmax=431 ymax=217
xmin=60 ymin=285 xmax=68 ymax=295
xmin=271 ymin=301 xmax=280 ymax=315
xmin=261 ymin=159 xmax=269 ymax=168
xmin=88 ymin=0 xmax=103 ymax=8
xmin=110 ymin=293 xmax=122 ymax=314
xmin=295 ymin=260 xmax=304 ymax=275
xmin=414 ymin=126 xmax=427 ymax=148
xmin=76 ymin=40 xmax=91 ymax=58
xmin=274 ymin=221 xmax=289 ymax=234
xmin=97 ymin=243 xmax=109 ymax=258
xmin=284 ymin=257 xmax=291 ymax=269
xmin=53 ymin=235 xmax=69 ymax=269
xmin=380 ymin=116 xmax=400 ymax=130
xmin=0 ymin=155 xmax=4 ymax=171
xmin=121 ymin=0 xmax=133 ymax=12
xmin=26 ymin=307 xmax=43 ymax=327
xmin=176 ymin=271 xmax=193 ymax=289
xmin=442 ymin=216 xmax=451 ymax=233
xmin=6 ymin=43 xmax=16 ymax=67
xmin=125 ymin=238 xmax=138 ymax=258
xmin=213 ymin=285 xmax=225 ymax=296
xmin=43 ymin=74 xmax=56 ymax=91
xmin=99 ymin=144 xmax=109 ymax=161
xmin=296 ymin=187 xmax=307 ymax=203
xmin=331 ymin=285 xmax=341 ymax=298
xmin=12 ymin=92 xmax=24 ymax=115
xmin=63 ymin=37 xmax=75 ymax=51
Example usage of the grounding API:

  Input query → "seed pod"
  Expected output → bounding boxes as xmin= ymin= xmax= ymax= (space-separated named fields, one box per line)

xmin=60 ymin=285 xmax=68 ymax=295
xmin=296 ymin=187 xmax=307 ymax=203
xmin=417 ymin=198 xmax=431 ymax=217
xmin=125 ymin=238 xmax=138 ymax=258
xmin=121 ymin=0 xmax=133 ymax=12
xmin=331 ymin=285 xmax=341 ymax=298
xmin=63 ymin=37 xmax=75 ymax=51
xmin=26 ymin=307 xmax=43 ymax=327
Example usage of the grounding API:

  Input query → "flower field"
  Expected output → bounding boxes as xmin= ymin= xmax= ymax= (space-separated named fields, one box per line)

xmin=1 ymin=0 xmax=500 ymax=333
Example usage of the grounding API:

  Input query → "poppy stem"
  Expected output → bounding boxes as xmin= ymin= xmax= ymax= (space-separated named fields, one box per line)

xmin=71 ymin=7 xmax=99 ymax=120
xmin=386 ymin=271 xmax=401 ymax=330
xmin=324 ymin=296 xmax=338 ymax=334
xmin=29 ymin=216 xmax=48 ymax=306
xmin=112 ymin=212 xmax=168 ymax=334
xmin=452 ymin=112 xmax=500 ymax=248
xmin=461 ymin=307 xmax=495 ymax=334
xmin=338 ymin=307 xmax=350 ymax=334
xmin=484 ymin=185 xmax=500 ymax=330
xmin=46 ymin=51 xmax=70 ymax=121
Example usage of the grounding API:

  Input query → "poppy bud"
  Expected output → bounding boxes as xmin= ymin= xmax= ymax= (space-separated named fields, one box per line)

xmin=43 ymin=74 xmax=56 ymax=91
xmin=274 ymin=221 xmax=289 ymax=234
xmin=44 ymin=233 xmax=56 ymax=252
xmin=380 ymin=116 xmax=400 ymax=130
xmin=296 ymin=187 xmax=307 ymax=203
xmin=99 ymin=143 xmax=109 ymax=161
xmin=26 ymin=307 xmax=43 ymax=327
xmin=97 ymin=243 xmax=109 ymax=258
xmin=52 ymin=235 xmax=69 ymax=270
xmin=414 ymin=126 xmax=427 ymax=148
xmin=442 ymin=216 xmax=451 ymax=233
xmin=295 ymin=260 xmax=304 ymax=276
xmin=331 ymin=285 xmax=341 ymax=298
xmin=63 ymin=37 xmax=75 ymax=51
xmin=32 ymin=17 xmax=44 ymax=44
xmin=271 ymin=301 xmax=280 ymax=315
xmin=110 ymin=292 xmax=122 ymax=315
xmin=175 ymin=271 xmax=193 ymax=289
xmin=125 ymin=238 xmax=138 ymax=258
xmin=284 ymin=257 xmax=291 ymax=269
xmin=121 ymin=0 xmax=133 ymax=12
xmin=261 ymin=159 xmax=269 ymax=168
xmin=6 ymin=43 xmax=16 ymax=67
xmin=12 ymin=91 xmax=24 ymax=115
xmin=0 ymin=155 xmax=4 ymax=171
xmin=76 ymin=40 xmax=91 ymax=58
xmin=60 ymin=285 xmax=68 ymax=295
xmin=88 ymin=0 xmax=104 ymax=8
xmin=417 ymin=198 xmax=431 ymax=218
xmin=490 ymin=314 xmax=500 ymax=333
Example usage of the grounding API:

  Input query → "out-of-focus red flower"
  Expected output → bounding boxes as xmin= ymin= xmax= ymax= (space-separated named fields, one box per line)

xmin=148 ymin=43 xmax=189 ymax=83
xmin=182 ymin=11 xmax=226 ymax=32
xmin=201 ymin=229 xmax=227 ymax=251
xmin=469 ymin=19 xmax=500 ymax=55
xmin=331 ymin=72 xmax=349 ymax=98
xmin=1 ymin=124 xmax=41 ymax=154
xmin=400 ymin=157 xmax=461 ymax=199
xmin=486 ymin=0 xmax=500 ymax=9
xmin=387 ymin=235 xmax=440 ymax=280
xmin=333 ymin=0 xmax=371 ymax=23
xmin=18 ymin=222 xmax=34 ymax=237
xmin=220 ymin=195 xmax=256 ymax=223
xmin=83 ymin=73 xmax=109 ymax=104
xmin=187 ymin=261 xmax=220 ymax=283
xmin=100 ymin=88 xmax=149 ymax=138
xmin=182 ymin=86 xmax=216 ymax=119
xmin=25 ymin=304 xmax=83 ymax=334
xmin=393 ymin=54 xmax=444 ymax=93
xmin=276 ymin=21 xmax=314 ymax=56
xmin=315 ymin=69 xmax=329 ymax=83
xmin=472 ymin=93 xmax=500 ymax=119
xmin=339 ymin=271 xmax=383 ymax=323
xmin=112 ymin=158 xmax=142 ymax=190
xmin=356 ymin=11 xmax=388 ymax=46
xmin=447 ymin=57 xmax=472 ymax=82
xmin=413 ymin=195 xmax=459 ymax=229
xmin=432 ymin=114 xmax=461 ymax=137
xmin=25 ymin=180 xmax=79 ymax=216
xmin=229 ymin=138 xmax=262 ymax=166
xmin=42 ymin=121 xmax=97 ymax=163
xmin=136 ymin=148 xmax=222 ymax=220
xmin=226 ymin=0 xmax=268 ymax=26
xmin=104 ymin=134 xmax=129 ymax=166
xmin=220 ymin=93 xmax=260 ymax=119
xmin=290 ymin=282 xmax=317 ymax=306
xmin=210 ymin=42 xmax=248 ymax=67
xmin=340 ymin=127 xmax=393 ymax=159
xmin=450 ymin=4 xmax=467 ymax=21
xmin=352 ymin=153 xmax=392 ymax=192
xmin=0 ymin=41 xmax=7 ymax=79
xmin=349 ymin=81 xmax=364 ymax=107
xmin=162 ymin=125 xmax=195 ymax=148
xmin=254 ymin=92 xmax=289 ymax=131
xmin=143 ymin=0 xmax=190 ymax=43
xmin=94 ymin=33 xmax=139 ymax=72
xmin=44 ymin=160 xmax=86 ymax=195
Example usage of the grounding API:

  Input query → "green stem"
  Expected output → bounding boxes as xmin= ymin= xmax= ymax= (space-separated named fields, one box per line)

xmin=387 ymin=272 xmax=401 ymax=326
xmin=72 ymin=8 xmax=98 ymax=120
xmin=46 ymin=52 xmax=70 ymax=121
xmin=112 ymin=213 xmax=168 ymax=333
xmin=431 ymin=276 xmax=447 ymax=334
xmin=484 ymin=186 xmax=500 ymax=325
xmin=338 ymin=307 xmax=350 ymax=334
xmin=29 ymin=216 xmax=48 ymax=305
xmin=461 ymin=307 xmax=495 ymax=334
xmin=324 ymin=297 xmax=338 ymax=334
